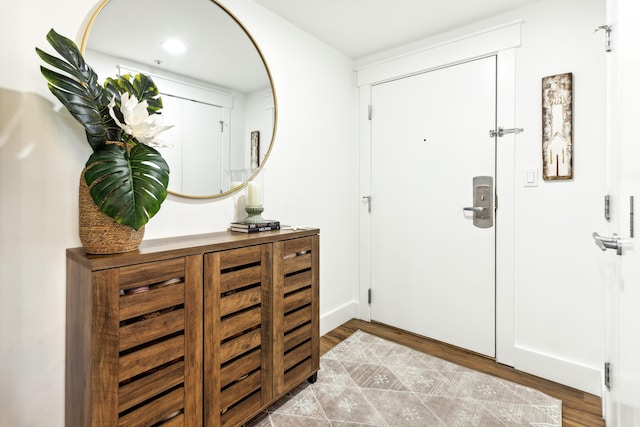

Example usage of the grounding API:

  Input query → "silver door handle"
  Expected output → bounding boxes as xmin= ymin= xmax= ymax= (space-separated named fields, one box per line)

xmin=362 ymin=196 xmax=371 ymax=213
xmin=592 ymin=232 xmax=622 ymax=255
xmin=463 ymin=207 xmax=486 ymax=212
xmin=489 ymin=127 xmax=524 ymax=138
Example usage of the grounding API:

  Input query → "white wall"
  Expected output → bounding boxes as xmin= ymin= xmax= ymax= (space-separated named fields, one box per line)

xmin=356 ymin=0 xmax=606 ymax=395
xmin=0 ymin=0 xmax=358 ymax=425
xmin=510 ymin=0 xmax=606 ymax=396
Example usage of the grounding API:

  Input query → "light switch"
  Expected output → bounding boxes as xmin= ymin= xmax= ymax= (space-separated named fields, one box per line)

xmin=524 ymin=168 xmax=538 ymax=187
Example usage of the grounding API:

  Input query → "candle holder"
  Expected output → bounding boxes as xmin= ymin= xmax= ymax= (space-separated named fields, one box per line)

xmin=225 ymin=168 xmax=250 ymax=192
xmin=244 ymin=172 xmax=265 ymax=224
xmin=244 ymin=205 xmax=265 ymax=224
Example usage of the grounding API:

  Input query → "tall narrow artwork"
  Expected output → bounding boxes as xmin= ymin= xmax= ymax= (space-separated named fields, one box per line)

xmin=542 ymin=72 xmax=573 ymax=180
xmin=250 ymin=130 xmax=260 ymax=170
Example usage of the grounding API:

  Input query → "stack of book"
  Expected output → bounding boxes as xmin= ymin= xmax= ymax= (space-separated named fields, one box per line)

xmin=230 ymin=220 xmax=281 ymax=233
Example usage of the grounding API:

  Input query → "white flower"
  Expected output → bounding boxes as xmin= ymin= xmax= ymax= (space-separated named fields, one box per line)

xmin=108 ymin=93 xmax=173 ymax=147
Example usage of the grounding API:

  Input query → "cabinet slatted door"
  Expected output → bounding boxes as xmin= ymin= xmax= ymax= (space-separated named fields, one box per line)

xmin=66 ymin=229 xmax=319 ymax=426
xmin=66 ymin=255 xmax=203 ymax=427
xmin=204 ymin=245 xmax=273 ymax=427
xmin=273 ymin=235 xmax=320 ymax=395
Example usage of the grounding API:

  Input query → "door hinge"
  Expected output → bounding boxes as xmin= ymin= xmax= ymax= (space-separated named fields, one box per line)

xmin=368 ymin=288 xmax=372 ymax=304
xmin=604 ymin=195 xmax=611 ymax=221
xmin=368 ymin=105 xmax=372 ymax=120
xmin=219 ymin=120 xmax=224 ymax=132
xmin=604 ymin=362 xmax=611 ymax=389
xmin=595 ymin=25 xmax=612 ymax=52
xmin=630 ymin=195 xmax=634 ymax=238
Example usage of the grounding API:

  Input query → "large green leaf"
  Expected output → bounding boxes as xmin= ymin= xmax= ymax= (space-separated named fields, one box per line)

xmin=37 ymin=29 xmax=171 ymax=228
xmin=84 ymin=144 xmax=170 ymax=230
xmin=36 ymin=29 xmax=112 ymax=151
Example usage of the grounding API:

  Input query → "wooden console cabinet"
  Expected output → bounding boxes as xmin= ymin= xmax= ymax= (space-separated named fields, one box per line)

xmin=66 ymin=228 xmax=319 ymax=426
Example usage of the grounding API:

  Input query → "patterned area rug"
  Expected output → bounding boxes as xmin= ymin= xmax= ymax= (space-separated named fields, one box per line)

xmin=247 ymin=330 xmax=562 ymax=426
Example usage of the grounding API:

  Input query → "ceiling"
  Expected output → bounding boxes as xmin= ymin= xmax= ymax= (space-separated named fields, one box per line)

xmin=83 ymin=0 xmax=543 ymax=95
xmin=254 ymin=0 xmax=542 ymax=60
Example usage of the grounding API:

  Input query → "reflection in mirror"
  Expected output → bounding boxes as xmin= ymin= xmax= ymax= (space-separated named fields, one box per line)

xmin=82 ymin=0 xmax=276 ymax=198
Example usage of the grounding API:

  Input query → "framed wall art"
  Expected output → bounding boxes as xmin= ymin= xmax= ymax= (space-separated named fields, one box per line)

xmin=250 ymin=130 xmax=260 ymax=170
xmin=542 ymin=72 xmax=573 ymax=180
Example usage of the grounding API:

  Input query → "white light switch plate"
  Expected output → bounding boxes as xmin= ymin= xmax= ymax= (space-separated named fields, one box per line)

xmin=524 ymin=168 xmax=538 ymax=187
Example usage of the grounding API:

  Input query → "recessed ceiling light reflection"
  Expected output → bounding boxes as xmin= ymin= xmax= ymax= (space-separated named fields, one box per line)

xmin=161 ymin=39 xmax=187 ymax=54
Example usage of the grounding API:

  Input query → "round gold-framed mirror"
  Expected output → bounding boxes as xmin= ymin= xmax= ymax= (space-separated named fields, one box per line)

xmin=82 ymin=0 xmax=276 ymax=199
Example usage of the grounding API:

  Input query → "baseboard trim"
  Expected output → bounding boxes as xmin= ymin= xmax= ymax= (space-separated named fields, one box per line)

xmin=514 ymin=346 xmax=602 ymax=396
xmin=320 ymin=301 xmax=358 ymax=336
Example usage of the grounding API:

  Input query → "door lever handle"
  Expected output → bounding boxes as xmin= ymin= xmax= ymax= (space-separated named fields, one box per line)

xmin=362 ymin=196 xmax=371 ymax=213
xmin=592 ymin=232 xmax=622 ymax=255
xmin=489 ymin=127 xmax=524 ymax=138
xmin=463 ymin=206 xmax=486 ymax=212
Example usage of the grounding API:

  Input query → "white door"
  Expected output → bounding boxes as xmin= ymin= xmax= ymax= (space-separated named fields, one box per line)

xmin=601 ymin=0 xmax=640 ymax=423
xmin=370 ymin=56 xmax=496 ymax=357
xmin=181 ymin=101 xmax=224 ymax=196
xmin=160 ymin=96 xmax=225 ymax=196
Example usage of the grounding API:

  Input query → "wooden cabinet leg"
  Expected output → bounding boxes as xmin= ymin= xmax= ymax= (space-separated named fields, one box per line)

xmin=307 ymin=373 xmax=318 ymax=384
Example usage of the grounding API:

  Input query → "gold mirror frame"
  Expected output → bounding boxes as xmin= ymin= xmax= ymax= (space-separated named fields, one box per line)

xmin=81 ymin=0 xmax=277 ymax=199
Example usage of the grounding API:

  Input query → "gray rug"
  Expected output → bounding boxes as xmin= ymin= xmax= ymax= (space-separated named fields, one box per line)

xmin=247 ymin=330 xmax=562 ymax=426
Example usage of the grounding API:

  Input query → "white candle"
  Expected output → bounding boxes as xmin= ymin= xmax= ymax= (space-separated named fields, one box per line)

xmin=229 ymin=181 xmax=243 ymax=191
xmin=247 ymin=181 xmax=263 ymax=206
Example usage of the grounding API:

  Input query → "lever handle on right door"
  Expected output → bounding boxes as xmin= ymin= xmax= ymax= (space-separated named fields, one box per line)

xmin=592 ymin=232 xmax=622 ymax=255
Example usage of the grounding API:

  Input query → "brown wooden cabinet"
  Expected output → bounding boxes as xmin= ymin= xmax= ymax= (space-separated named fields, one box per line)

xmin=66 ymin=229 xmax=319 ymax=427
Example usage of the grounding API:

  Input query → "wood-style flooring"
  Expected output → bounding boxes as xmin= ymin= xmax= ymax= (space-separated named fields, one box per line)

xmin=320 ymin=319 xmax=605 ymax=427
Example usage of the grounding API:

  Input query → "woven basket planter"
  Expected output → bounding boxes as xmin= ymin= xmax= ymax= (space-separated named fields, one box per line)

xmin=78 ymin=170 xmax=144 ymax=254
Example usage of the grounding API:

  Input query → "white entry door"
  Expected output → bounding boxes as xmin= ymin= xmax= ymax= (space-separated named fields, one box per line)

xmin=370 ymin=56 xmax=496 ymax=357
xmin=601 ymin=0 xmax=640 ymax=423
xmin=160 ymin=96 xmax=225 ymax=196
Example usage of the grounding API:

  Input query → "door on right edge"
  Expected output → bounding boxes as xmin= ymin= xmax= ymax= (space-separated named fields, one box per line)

xmin=601 ymin=0 xmax=640 ymax=423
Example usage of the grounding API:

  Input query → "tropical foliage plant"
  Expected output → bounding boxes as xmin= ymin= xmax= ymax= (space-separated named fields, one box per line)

xmin=36 ymin=29 xmax=171 ymax=230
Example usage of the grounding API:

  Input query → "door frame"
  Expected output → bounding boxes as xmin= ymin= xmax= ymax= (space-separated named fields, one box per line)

xmin=356 ymin=22 xmax=520 ymax=366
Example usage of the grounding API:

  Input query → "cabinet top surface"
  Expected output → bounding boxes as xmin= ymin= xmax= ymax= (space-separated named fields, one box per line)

xmin=67 ymin=227 xmax=319 ymax=271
